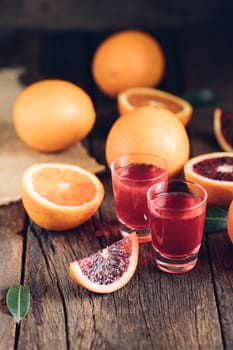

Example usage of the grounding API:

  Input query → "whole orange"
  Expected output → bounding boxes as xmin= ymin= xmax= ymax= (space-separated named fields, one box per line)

xmin=92 ymin=30 xmax=165 ymax=98
xmin=13 ymin=80 xmax=96 ymax=152
xmin=105 ymin=106 xmax=190 ymax=178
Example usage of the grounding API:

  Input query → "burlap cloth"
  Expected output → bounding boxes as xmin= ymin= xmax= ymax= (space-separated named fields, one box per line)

xmin=0 ymin=68 xmax=105 ymax=205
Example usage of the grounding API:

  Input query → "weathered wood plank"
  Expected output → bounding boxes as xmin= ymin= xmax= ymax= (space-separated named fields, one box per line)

xmin=0 ymin=202 xmax=25 ymax=350
xmin=208 ymin=233 xmax=233 ymax=349
xmin=17 ymin=175 xmax=223 ymax=350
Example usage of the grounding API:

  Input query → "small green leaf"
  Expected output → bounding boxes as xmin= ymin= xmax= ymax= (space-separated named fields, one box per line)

xmin=6 ymin=285 xmax=30 ymax=324
xmin=181 ymin=88 xmax=219 ymax=107
xmin=204 ymin=205 xmax=227 ymax=233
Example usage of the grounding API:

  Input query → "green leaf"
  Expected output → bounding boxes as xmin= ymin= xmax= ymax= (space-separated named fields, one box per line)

xmin=204 ymin=205 xmax=227 ymax=233
xmin=181 ymin=88 xmax=219 ymax=107
xmin=6 ymin=285 xmax=30 ymax=324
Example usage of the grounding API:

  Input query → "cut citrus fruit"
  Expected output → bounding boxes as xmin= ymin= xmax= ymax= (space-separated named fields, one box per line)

xmin=22 ymin=163 xmax=104 ymax=231
xmin=227 ymin=200 xmax=233 ymax=244
xmin=13 ymin=80 xmax=96 ymax=152
xmin=92 ymin=30 xmax=165 ymax=98
xmin=69 ymin=232 xmax=139 ymax=294
xmin=118 ymin=87 xmax=193 ymax=126
xmin=105 ymin=106 xmax=190 ymax=178
xmin=184 ymin=152 xmax=233 ymax=208
xmin=214 ymin=108 xmax=233 ymax=152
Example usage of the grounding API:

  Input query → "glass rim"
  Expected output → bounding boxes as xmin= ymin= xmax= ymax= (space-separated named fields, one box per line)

xmin=147 ymin=179 xmax=208 ymax=212
xmin=110 ymin=153 xmax=168 ymax=182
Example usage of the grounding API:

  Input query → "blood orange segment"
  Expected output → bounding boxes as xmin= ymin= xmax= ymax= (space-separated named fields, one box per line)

xmin=22 ymin=163 xmax=104 ymax=231
xmin=69 ymin=232 xmax=139 ymax=293
xmin=214 ymin=108 xmax=233 ymax=152
xmin=118 ymin=87 xmax=193 ymax=126
xmin=184 ymin=152 xmax=233 ymax=208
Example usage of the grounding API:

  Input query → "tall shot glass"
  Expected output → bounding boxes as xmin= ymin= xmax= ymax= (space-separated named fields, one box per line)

xmin=147 ymin=179 xmax=207 ymax=273
xmin=111 ymin=153 xmax=168 ymax=243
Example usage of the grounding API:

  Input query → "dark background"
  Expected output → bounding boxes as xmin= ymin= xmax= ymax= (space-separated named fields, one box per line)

xmin=0 ymin=0 xmax=232 ymax=120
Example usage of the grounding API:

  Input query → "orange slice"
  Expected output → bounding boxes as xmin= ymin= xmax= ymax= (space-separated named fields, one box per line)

xmin=69 ymin=232 xmax=139 ymax=294
xmin=22 ymin=163 xmax=104 ymax=231
xmin=117 ymin=87 xmax=193 ymax=126
xmin=227 ymin=200 xmax=233 ymax=244
xmin=184 ymin=152 xmax=233 ymax=208
xmin=214 ymin=108 xmax=233 ymax=152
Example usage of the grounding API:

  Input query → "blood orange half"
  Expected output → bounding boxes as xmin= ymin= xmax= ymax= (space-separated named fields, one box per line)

xmin=184 ymin=152 xmax=233 ymax=208
xmin=214 ymin=108 xmax=233 ymax=152
xmin=69 ymin=232 xmax=139 ymax=293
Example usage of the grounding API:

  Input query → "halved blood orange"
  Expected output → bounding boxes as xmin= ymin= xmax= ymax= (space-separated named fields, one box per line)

xmin=69 ymin=232 xmax=139 ymax=294
xmin=227 ymin=200 xmax=233 ymax=244
xmin=184 ymin=152 xmax=233 ymax=208
xmin=22 ymin=163 xmax=104 ymax=231
xmin=214 ymin=108 xmax=233 ymax=152
xmin=117 ymin=87 xmax=193 ymax=126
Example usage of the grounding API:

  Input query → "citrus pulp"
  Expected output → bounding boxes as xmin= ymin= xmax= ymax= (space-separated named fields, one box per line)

xmin=118 ymin=87 xmax=193 ymax=126
xmin=22 ymin=163 xmax=104 ymax=230
xmin=69 ymin=232 xmax=139 ymax=293
xmin=184 ymin=152 xmax=233 ymax=208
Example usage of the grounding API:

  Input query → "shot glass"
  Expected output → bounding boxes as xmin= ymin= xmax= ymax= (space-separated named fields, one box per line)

xmin=147 ymin=179 xmax=207 ymax=273
xmin=111 ymin=153 xmax=168 ymax=243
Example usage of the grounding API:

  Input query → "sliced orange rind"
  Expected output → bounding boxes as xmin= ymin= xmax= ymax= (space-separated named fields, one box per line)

xmin=214 ymin=108 xmax=233 ymax=152
xmin=227 ymin=200 xmax=233 ymax=244
xmin=184 ymin=152 xmax=233 ymax=208
xmin=117 ymin=87 xmax=193 ymax=126
xmin=69 ymin=232 xmax=139 ymax=294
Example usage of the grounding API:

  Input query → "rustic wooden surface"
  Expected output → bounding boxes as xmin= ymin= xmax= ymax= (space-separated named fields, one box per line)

xmin=0 ymin=26 xmax=233 ymax=349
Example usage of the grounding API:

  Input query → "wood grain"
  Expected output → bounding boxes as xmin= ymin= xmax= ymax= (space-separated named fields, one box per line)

xmin=0 ymin=202 xmax=25 ymax=350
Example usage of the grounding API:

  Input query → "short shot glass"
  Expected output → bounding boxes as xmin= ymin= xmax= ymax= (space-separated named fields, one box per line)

xmin=110 ymin=153 xmax=168 ymax=243
xmin=147 ymin=179 xmax=207 ymax=273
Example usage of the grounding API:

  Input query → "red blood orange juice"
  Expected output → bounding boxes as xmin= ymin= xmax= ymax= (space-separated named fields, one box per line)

xmin=111 ymin=153 xmax=168 ymax=243
xmin=147 ymin=180 xmax=207 ymax=273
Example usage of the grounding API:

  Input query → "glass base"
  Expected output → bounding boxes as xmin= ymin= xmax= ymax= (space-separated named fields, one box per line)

xmin=154 ymin=250 xmax=199 ymax=274
xmin=119 ymin=222 xmax=151 ymax=243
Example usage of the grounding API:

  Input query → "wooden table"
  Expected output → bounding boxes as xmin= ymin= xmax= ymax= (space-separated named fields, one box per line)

xmin=1 ymin=26 xmax=233 ymax=350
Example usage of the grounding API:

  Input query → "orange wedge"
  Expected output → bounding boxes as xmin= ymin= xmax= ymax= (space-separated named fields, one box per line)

xmin=22 ymin=163 xmax=104 ymax=231
xmin=117 ymin=87 xmax=193 ymax=126
xmin=69 ymin=232 xmax=139 ymax=293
